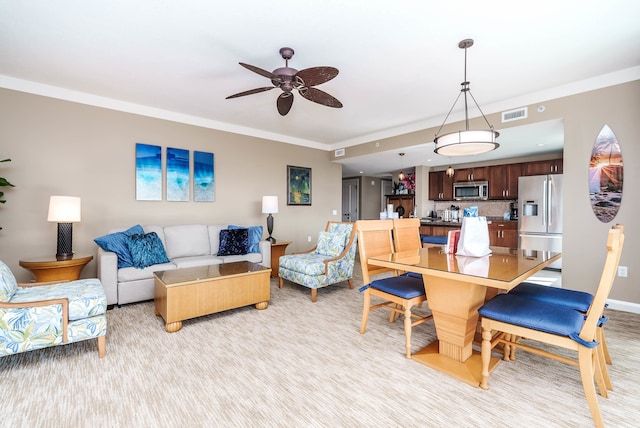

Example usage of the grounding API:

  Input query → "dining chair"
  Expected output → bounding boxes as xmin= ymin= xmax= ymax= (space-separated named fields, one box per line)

xmin=508 ymin=280 xmax=613 ymax=391
xmin=478 ymin=224 xmax=624 ymax=428
xmin=509 ymin=281 xmax=612 ymax=364
xmin=392 ymin=218 xmax=422 ymax=251
xmin=355 ymin=219 xmax=431 ymax=358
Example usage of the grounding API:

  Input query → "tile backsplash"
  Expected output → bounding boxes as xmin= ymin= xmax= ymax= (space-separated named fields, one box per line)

xmin=426 ymin=200 xmax=515 ymax=219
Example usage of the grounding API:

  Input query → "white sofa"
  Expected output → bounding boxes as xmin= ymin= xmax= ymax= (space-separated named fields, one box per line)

xmin=96 ymin=224 xmax=271 ymax=306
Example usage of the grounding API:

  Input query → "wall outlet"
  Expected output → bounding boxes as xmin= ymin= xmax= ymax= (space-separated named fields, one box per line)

xmin=332 ymin=209 xmax=337 ymax=215
xmin=307 ymin=235 xmax=312 ymax=242
xmin=618 ymin=266 xmax=627 ymax=277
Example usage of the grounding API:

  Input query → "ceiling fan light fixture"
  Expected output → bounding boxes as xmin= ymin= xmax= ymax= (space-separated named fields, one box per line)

xmin=433 ymin=39 xmax=499 ymax=157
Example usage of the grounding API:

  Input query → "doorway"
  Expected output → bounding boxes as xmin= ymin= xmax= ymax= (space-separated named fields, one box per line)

xmin=342 ymin=178 xmax=359 ymax=222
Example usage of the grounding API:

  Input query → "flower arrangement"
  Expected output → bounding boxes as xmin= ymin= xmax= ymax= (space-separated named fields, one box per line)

xmin=393 ymin=172 xmax=415 ymax=194
xmin=401 ymin=173 xmax=416 ymax=192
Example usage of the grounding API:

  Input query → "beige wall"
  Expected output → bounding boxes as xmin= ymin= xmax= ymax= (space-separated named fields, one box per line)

xmin=337 ymin=81 xmax=640 ymax=307
xmin=0 ymin=89 xmax=342 ymax=282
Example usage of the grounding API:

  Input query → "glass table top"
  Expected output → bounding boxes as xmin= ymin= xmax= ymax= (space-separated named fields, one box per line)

xmin=369 ymin=246 xmax=561 ymax=286
xmin=154 ymin=261 xmax=269 ymax=285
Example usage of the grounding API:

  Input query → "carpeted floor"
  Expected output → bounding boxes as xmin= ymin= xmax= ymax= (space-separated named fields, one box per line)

xmin=2 ymin=264 xmax=638 ymax=427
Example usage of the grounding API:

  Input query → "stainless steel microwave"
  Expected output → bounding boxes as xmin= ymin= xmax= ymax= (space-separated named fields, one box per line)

xmin=453 ymin=181 xmax=489 ymax=200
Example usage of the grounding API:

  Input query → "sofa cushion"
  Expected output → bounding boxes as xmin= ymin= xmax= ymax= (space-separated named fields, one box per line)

xmin=94 ymin=224 xmax=145 ymax=268
xmin=163 ymin=224 xmax=210 ymax=259
xmin=229 ymin=225 xmax=263 ymax=253
xmin=127 ymin=232 xmax=170 ymax=269
xmin=217 ymin=229 xmax=249 ymax=256
xmin=0 ymin=260 xmax=18 ymax=302
xmin=172 ymin=255 xmax=223 ymax=269
xmin=316 ymin=231 xmax=344 ymax=257
xmin=218 ymin=253 xmax=263 ymax=264
xmin=118 ymin=262 xmax=176 ymax=282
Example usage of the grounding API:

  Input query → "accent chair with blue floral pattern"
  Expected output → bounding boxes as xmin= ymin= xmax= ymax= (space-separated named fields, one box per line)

xmin=278 ymin=222 xmax=357 ymax=302
xmin=0 ymin=260 xmax=107 ymax=358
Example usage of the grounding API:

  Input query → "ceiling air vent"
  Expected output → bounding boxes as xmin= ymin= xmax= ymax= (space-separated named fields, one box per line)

xmin=334 ymin=148 xmax=345 ymax=157
xmin=501 ymin=107 xmax=528 ymax=123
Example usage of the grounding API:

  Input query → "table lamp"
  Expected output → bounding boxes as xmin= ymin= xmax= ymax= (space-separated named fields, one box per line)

xmin=47 ymin=196 xmax=81 ymax=260
xmin=262 ymin=195 xmax=278 ymax=244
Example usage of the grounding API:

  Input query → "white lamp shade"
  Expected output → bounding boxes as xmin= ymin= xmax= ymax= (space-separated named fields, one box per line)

xmin=434 ymin=130 xmax=500 ymax=156
xmin=262 ymin=196 xmax=278 ymax=214
xmin=47 ymin=196 xmax=81 ymax=222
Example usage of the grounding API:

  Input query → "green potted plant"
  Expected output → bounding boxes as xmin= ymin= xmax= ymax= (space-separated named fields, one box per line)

xmin=1 ymin=158 xmax=15 ymax=230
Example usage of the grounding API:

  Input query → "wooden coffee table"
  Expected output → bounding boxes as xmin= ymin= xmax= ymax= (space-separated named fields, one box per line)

xmin=154 ymin=261 xmax=271 ymax=332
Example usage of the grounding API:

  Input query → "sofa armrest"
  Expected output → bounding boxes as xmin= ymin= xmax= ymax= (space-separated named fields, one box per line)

xmin=258 ymin=240 xmax=271 ymax=268
xmin=97 ymin=247 xmax=118 ymax=306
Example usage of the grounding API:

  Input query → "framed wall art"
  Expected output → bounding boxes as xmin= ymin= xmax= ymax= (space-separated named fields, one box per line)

xmin=287 ymin=165 xmax=311 ymax=206
xmin=135 ymin=143 xmax=162 ymax=201
xmin=193 ymin=151 xmax=215 ymax=202
xmin=166 ymin=147 xmax=190 ymax=201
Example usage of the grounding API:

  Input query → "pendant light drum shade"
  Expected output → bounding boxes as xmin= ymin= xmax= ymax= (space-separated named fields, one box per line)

xmin=433 ymin=39 xmax=499 ymax=157
xmin=434 ymin=129 xmax=499 ymax=156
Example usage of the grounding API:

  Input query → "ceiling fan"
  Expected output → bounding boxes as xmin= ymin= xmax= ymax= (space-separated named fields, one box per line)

xmin=226 ymin=47 xmax=343 ymax=116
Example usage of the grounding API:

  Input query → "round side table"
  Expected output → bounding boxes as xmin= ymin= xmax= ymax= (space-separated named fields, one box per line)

xmin=19 ymin=255 xmax=93 ymax=282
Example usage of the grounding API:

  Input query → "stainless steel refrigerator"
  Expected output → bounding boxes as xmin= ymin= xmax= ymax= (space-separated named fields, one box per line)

xmin=518 ymin=174 xmax=563 ymax=269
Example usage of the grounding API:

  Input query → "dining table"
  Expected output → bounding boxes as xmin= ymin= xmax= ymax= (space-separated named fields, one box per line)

xmin=367 ymin=245 xmax=562 ymax=387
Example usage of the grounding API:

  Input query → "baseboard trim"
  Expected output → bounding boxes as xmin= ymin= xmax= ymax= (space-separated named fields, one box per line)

xmin=606 ymin=299 xmax=640 ymax=314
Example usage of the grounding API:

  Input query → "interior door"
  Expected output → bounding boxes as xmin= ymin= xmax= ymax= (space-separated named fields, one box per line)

xmin=342 ymin=179 xmax=359 ymax=222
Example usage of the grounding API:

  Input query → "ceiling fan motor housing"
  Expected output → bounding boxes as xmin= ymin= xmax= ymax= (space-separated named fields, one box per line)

xmin=272 ymin=67 xmax=298 ymax=92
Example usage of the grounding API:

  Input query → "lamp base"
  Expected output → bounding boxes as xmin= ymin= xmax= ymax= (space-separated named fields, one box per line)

xmin=56 ymin=222 xmax=74 ymax=261
xmin=56 ymin=252 xmax=74 ymax=261
xmin=266 ymin=213 xmax=276 ymax=244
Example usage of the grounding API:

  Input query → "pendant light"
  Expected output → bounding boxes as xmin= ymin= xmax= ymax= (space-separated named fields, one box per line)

xmin=434 ymin=39 xmax=499 ymax=156
xmin=445 ymin=165 xmax=455 ymax=178
xmin=398 ymin=153 xmax=406 ymax=181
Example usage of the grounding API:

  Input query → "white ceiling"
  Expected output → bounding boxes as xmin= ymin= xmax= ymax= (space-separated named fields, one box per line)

xmin=1 ymin=1 xmax=639 ymax=177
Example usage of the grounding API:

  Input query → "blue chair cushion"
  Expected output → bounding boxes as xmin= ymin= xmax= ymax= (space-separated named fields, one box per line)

xmin=510 ymin=282 xmax=593 ymax=313
xmin=402 ymin=272 xmax=423 ymax=281
xmin=420 ymin=235 xmax=448 ymax=245
xmin=370 ymin=275 xmax=425 ymax=299
xmin=479 ymin=293 xmax=586 ymax=340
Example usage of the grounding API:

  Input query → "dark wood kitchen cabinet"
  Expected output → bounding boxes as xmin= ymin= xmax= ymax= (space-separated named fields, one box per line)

xmin=488 ymin=221 xmax=518 ymax=248
xmin=454 ymin=166 xmax=488 ymax=182
xmin=386 ymin=194 xmax=415 ymax=218
xmin=488 ymin=163 xmax=522 ymax=200
xmin=428 ymin=171 xmax=454 ymax=200
xmin=523 ymin=159 xmax=563 ymax=175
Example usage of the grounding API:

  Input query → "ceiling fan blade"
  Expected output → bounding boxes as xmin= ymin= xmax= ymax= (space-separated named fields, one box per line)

xmin=239 ymin=62 xmax=279 ymax=80
xmin=296 ymin=66 xmax=339 ymax=87
xmin=277 ymin=93 xmax=294 ymax=116
xmin=225 ymin=87 xmax=275 ymax=99
xmin=299 ymin=87 xmax=343 ymax=108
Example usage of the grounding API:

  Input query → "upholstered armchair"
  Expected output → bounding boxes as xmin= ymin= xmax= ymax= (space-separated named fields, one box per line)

xmin=0 ymin=260 xmax=107 ymax=358
xmin=278 ymin=221 xmax=357 ymax=302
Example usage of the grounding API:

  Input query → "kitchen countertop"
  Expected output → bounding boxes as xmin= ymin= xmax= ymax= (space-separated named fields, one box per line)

xmin=420 ymin=217 xmax=517 ymax=227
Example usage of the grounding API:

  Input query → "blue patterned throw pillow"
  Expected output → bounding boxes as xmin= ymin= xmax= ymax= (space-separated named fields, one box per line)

xmin=94 ymin=224 xmax=145 ymax=268
xmin=316 ymin=232 xmax=345 ymax=257
xmin=217 ymin=228 xmax=249 ymax=256
xmin=229 ymin=225 xmax=263 ymax=253
xmin=0 ymin=260 xmax=18 ymax=302
xmin=127 ymin=232 xmax=170 ymax=269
